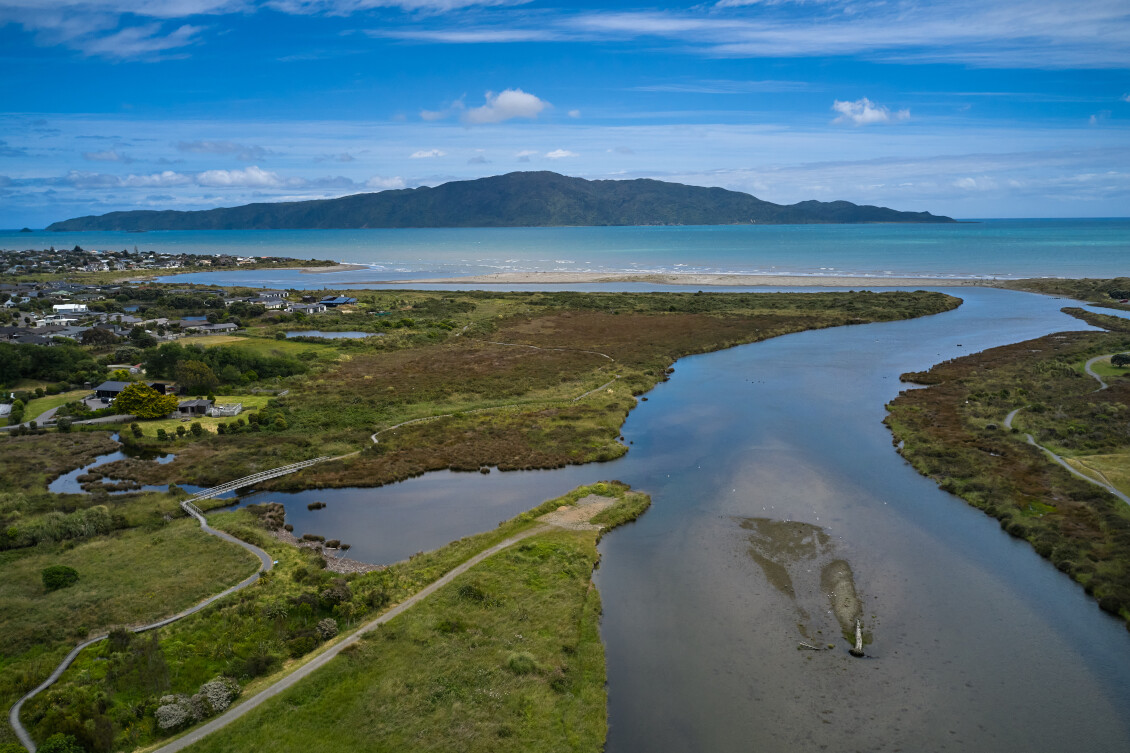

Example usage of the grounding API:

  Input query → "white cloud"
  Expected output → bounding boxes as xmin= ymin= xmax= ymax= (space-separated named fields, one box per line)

xmin=120 ymin=170 xmax=195 ymax=187
xmin=366 ymin=175 xmax=406 ymax=190
xmin=463 ymin=88 xmax=549 ymax=125
xmin=832 ymin=98 xmax=910 ymax=126
xmin=410 ymin=149 xmax=446 ymax=158
xmin=196 ymin=165 xmax=285 ymax=187
xmin=1122 ymin=94 xmax=1130 ymax=103
xmin=82 ymin=149 xmax=133 ymax=163
xmin=175 ymin=140 xmax=273 ymax=160
xmin=567 ymin=109 xmax=581 ymax=118
xmin=545 ymin=149 xmax=578 ymax=159
xmin=515 ymin=149 xmax=537 ymax=162
xmin=420 ymin=109 xmax=448 ymax=121
xmin=1089 ymin=110 xmax=1112 ymax=124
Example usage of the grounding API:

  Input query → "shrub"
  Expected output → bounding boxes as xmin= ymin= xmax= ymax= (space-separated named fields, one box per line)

xmin=287 ymin=635 xmax=318 ymax=657
xmin=274 ymin=417 xmax=288 ymax=431
xmin=316 ymin=617 xmax=339 ymax=640
xmin=198 ymin=676 xmax=239 ymax=714
xmin=42 ymin=564 xmax=79 ymax=591
xmin=130 ymin=422 xmax=142 ymax=438
xmin=155 ymin=695 xmax=200 ymax=730
xmin=176 ymin=425 xmax=187 ymax=437
xmin=37 ymin=734 xmax=84 ymax=753
xmin=156 ymin=428 xmax=167 ymax=440
xmin=506 ymin=651 xmax=538 ymax=675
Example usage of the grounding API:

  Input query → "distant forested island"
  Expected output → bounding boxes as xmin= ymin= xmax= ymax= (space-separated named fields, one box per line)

xmin=47 ymin=171 xmax=954 ymax=231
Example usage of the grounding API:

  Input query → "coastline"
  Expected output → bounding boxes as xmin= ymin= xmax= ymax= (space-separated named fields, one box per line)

xmin=373 ymin=271 xmax=1001 ymax=287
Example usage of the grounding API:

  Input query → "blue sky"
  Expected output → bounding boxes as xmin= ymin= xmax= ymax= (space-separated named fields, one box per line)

xmin=0 ymin=0 xmax=1128 ymax=226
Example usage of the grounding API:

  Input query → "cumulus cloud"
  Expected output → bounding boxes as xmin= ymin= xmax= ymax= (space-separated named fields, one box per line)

xmin=832 ymin=98 xmax=910 ymax=126
xmin=196 ymin=165 xmax=286 ymax=187
xmin=1089 ymin=110 xmax=1111 ymax=125
xmin=175 ymin=140 xmax=273 ymax=160
xmin=515 ymin=149 xmax=538 ymax=162
xmin=463 ymin=89 xmax=549 ymax=125
xmin=568 ymin=109 xmax=581 ymax=118
xmin=545 ymin=149 xmax=578 ymax=159
xmin=1122 ymin=94 xmax=1130 ymax=103
xmin=410 ymin=149 xmax=446 ymax=158
xmin=82 ymin=149 xmax=133 ymax=163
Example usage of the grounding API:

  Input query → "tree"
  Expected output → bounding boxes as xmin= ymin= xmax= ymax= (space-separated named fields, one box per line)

xmin=56 ymin=416 xmax=73 ymax=433
xmin=80 ymin=327 xmax=119 ymax=346
xmin=1112 ymin=353 xmax=1130 ymax=368
xmin=175 ymin=360 xmax=218 ymax=394
xmin=112 ymin=382 xmax=178 ymax=419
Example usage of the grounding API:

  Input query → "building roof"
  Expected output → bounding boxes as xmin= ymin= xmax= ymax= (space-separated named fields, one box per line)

xmin=95 ymin=380 xmax=132 ymax=392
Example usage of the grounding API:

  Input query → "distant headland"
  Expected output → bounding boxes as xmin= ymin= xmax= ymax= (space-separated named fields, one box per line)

xmin=45 ymin=172 xmax=954 ymax=231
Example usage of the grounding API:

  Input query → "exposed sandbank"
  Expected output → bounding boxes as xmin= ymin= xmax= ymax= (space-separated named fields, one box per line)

xmin=296 ymin=263 xmax=369 ymax=273
xmin=373 ymin=271 xmax=999 ymax=287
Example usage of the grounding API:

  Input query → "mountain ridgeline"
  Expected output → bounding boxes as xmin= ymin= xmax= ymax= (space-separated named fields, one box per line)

xmin=47 ymin=172 xmax=955 ymax=231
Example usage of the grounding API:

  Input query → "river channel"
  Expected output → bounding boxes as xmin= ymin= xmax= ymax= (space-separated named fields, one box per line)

xmin=220 ymin=285 xmax=1130 ymax=750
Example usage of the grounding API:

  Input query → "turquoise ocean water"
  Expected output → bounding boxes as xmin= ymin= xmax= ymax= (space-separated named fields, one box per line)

xmin=2 ymin=218 xmax=1127 ymax=282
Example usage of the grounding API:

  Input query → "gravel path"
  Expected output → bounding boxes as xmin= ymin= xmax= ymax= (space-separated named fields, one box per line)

xmin=7 ymin=503 xmax=273 ymax=753
xmin=1002 ymin=361 xmax=1130 ymax=506
xmin=149 ymin=524 xmax=549 ymax=753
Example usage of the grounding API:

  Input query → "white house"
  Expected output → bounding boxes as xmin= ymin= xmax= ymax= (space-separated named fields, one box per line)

xmin=53 ymin=303 xmax=88 ymax=314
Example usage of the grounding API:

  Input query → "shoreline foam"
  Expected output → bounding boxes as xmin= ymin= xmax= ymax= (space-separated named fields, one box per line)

xmin=368 ymin=271 xmax=1001 ymax=287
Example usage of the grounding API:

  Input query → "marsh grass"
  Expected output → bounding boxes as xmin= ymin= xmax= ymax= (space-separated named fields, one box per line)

xmin=886 ymin=320 xmax=1130 ymax=624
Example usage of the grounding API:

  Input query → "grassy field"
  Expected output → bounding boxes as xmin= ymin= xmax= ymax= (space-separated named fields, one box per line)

xmin=132 ymin=394 xmax=273 ymax=436
xmin=1064 ymin=454 xmax=1130 ymax=497
xmin=177 ymin=334 xmax=336 ymax=357
xmin=179 ymin=484 xmax=648 ymax=753
xmin=1076 ymin=354 xmax=1130 ymax=380
xmin=22 ymin=389 xmax=91 ymax=421
xmin=19 ymin=482 xmax=643 ymax=753
xmin=885 ymin=311 xmax=1130 ymax=624
xmin=0 ymin=518 xmax=260 ymax=748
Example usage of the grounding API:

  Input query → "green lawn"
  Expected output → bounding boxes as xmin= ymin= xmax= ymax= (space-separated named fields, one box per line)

xmin=135 ymin=394 xmax=273 ymax=436
xmin=23 ymin=389 xmax=91 ymax=421
xmin=179 ymin=334 xmax=336 ymax=357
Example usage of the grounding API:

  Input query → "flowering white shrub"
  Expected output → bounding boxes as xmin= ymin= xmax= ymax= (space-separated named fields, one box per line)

xmin=316 ymin=617 xmax=338 ymax=640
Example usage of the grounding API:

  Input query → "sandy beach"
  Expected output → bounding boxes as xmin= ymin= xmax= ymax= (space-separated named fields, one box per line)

xmin=297 ymin=263 xmax=370 ymax=274
xmin=373 ymin=271 xmax=999 ymax=287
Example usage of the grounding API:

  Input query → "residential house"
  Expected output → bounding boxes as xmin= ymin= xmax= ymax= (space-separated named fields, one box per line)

xmin=319 ymin=296 xmax=357 ymax=307
xmin=288 ymin=302 xmax=327 ymax=314
xmin=176 ymin=399 xmax=213 ymax=417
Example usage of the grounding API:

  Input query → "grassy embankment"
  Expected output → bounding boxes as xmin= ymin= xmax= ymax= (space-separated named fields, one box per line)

xmin=885 ymin=307 xmax=1130 ymax=624
xmin=999 ymin=277 xmax=1130 ymax=312
xmin=97 ymin=290 xmax=960 ymax=491
xmin=0 ymin=519 xmax=261 ymax=748
xmin=23 ymin=483 xmax=647 ymax=753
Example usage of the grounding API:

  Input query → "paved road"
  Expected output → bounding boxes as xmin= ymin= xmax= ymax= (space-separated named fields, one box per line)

xmin=151 ymin=525 xmax=548 ymax=753
xmin=7 ymin=505 xmax=272 ymax=753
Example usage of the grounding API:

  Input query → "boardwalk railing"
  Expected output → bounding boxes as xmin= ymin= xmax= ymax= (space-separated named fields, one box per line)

xmin=186 ymin=456 xmax=334 ymax=502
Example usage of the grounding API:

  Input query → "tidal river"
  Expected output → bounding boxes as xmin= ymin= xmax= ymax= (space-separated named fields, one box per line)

xmin=235 ymin=285 xmax=1130 ymax=751
xmin=596 ymin=286 xmax=1130 ymax=752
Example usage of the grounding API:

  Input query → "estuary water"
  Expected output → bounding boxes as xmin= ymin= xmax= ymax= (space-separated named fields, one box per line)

xmin=6 ymin=218 xmax=1130 ymax=282
xmin=215 ymin=286 xmax=1129 ymax=751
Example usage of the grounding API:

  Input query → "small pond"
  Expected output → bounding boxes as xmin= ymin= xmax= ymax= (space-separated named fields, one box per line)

xmin=48 ymin=434 xmax=177 ymax=495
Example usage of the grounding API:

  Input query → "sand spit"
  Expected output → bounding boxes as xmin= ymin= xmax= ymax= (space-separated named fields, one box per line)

xmin=375 ymin=271 xmax=998 ymax=287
